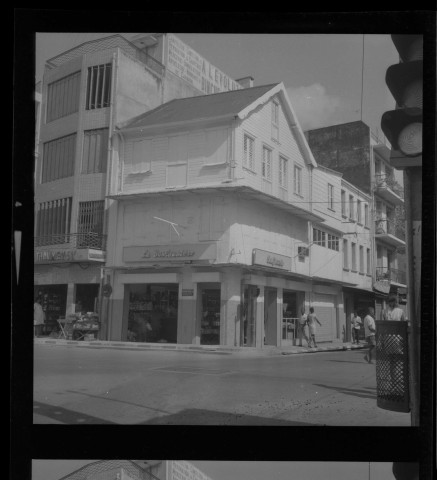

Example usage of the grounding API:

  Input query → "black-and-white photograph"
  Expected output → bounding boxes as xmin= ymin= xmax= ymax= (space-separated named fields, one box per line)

xmin=31 ymin=460 xmax=419 ymax=480
xmin=30 ymin=31 xmax=428 ymax=427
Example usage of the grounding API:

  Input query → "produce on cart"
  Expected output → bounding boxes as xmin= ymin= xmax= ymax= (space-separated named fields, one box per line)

xmin=72 ymin=312 xmax=100 ymax=340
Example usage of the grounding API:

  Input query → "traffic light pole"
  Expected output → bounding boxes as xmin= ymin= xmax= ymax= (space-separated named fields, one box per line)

xmin=404 ymin=167 xmax=421 ymax=426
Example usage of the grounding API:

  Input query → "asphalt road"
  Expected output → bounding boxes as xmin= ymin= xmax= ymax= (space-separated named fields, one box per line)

xmin=33 ymin=344 xmax=410 ymax=426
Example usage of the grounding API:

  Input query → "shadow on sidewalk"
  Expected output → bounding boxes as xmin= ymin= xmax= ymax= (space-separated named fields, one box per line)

xmin=33 ymin=400 xmax=115 ymax=424
xmin=313 ymin=383 xmax=377 ymax=400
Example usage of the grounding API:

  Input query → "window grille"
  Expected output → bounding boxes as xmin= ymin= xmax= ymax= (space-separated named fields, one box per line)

xmin=42 ymin=134 xmax=76 ymax=183
xmin=78 ymin=200 xmax=104 ymax=235
xmin=36 ymin=197 xmax=72 ymax=240
xmin=82 ymin=128 xmax=109 ymax=173
xmin=86 ymin=63 xmax=112 ymax=110
xmin=46 ymin=71 xmax=81 ymax=122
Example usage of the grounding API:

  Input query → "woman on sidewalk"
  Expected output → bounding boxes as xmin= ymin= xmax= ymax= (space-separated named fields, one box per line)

xmin=307 ymin=307 xmax=321 ymax=348
xmin=363 ymin=307 xmax=376 ymax=364
xmin=34 ymin=297 xmax=45 ymax=338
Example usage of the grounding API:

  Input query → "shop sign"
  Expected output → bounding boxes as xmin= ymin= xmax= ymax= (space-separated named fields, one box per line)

xmin=373 ymin=279 xmax=391 ymax=295
xmin=166 ymin=34 xmax=242 ymax=95
xmin=35 ymin=248 xmax=105 ymax=264
xmin=182 ymin=289 xmax=194 ymax=297
xmin=123 ymin=243 xmax=217 ymax=263
xmin=252 ymin=249 xmax=291 ymax=271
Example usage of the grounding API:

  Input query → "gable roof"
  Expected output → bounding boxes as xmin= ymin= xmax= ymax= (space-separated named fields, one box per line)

xmin=119 ymin=83 xmax=279 ymax=130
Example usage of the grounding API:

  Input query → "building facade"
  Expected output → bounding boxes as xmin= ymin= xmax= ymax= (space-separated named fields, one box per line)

xmin=34 ymin=34 xmax=244 ymax=333
xmin=306 ymin=121 xmax=407 ymax=320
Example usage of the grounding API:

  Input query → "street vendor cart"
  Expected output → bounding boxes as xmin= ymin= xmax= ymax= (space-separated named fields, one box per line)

xmin=72 ymin=312 xmax=100 ymax=340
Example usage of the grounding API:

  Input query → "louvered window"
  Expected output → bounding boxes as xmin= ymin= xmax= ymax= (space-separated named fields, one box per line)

xmin=36 ymin=197 xmax=72 ymax=242
xmin=46 ymin=71 xmax=81 ymax=122
xmin=42 ymin=134 xmax=76 ymax=183
xmin=243 ymin=134 xmax=255 ymax=171
xmin=82 ymin=128 xmax=109 ymax=173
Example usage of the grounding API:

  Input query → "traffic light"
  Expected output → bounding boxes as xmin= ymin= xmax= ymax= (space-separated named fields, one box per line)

xmin=381 ymin=35 xmax=423 ymax=168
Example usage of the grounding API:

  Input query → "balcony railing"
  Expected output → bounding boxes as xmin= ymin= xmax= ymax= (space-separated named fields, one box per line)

xmin=34 ymin=232 xmax=107 ymax=250
xmin=374 ymin=173 xmax=404 ymax=199
xmin=376 ymin=266 xmax=407 ymax=285
xmin=375 ymin=218 xmax=405 ymax=242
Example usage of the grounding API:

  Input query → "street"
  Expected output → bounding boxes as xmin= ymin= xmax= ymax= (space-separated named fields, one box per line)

xmin=33 ymin=344 xmax=410 ymax=426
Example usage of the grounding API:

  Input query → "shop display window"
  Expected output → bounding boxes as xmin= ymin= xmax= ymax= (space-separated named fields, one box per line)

xmin=127 ymin=284 xmax=178 ymax=343
xmin=34 ymin=285 xmax=68 ymax=334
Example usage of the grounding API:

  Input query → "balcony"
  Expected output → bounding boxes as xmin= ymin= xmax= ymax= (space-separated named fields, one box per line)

xmin=375 ymin=219 xmax=405 ymax=247
xmin=374 ymin=173 xmax=404 ymax=205
xmin=35 ymin=232 xmax=107 ymax=249
xmin=376 ymin=266 xmax=407 ymax=286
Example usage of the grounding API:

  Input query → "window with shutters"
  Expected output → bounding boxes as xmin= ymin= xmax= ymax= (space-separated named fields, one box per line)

xmin=279 ymin=156 xmax=288 ymax=189
xmin=41 ymin=134 xmax=76 ymax=183
xmin=243 ymin=134 xmax=255 ymax=171
xmin=35 ymin=197 xmax=72 ymax=244
xmin=82 ymin=128 xmax=109 ymax=174
xmin=262 ymin=146 xmax=272 ymax=180
xmin=46 ymin=71 xmax=81 ymax=122
xmin=86 ymin=63 xmax=112 ymax=110
xmin=328 ymin=184 xmax=334 ymax=210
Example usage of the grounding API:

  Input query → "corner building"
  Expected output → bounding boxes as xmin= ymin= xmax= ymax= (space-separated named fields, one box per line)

xmin=104 ymin=83 xmax=342 ymax=347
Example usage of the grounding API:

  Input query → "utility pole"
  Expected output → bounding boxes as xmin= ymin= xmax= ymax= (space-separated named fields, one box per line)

xmin=380 ymin=34 xmax=423 ymax=425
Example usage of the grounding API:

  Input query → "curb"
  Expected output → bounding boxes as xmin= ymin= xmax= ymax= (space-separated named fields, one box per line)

xmin=34 ymin=338 xmax=368 ymax=356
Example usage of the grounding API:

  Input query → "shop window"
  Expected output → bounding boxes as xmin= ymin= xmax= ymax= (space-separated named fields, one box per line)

xmin=86 ymin=63 xmax=112 ymax=110
xmin=42 ymin=133 xmax=76 ymax=183
xmin=46 ymin=71 xmax=81 ymax=122
xmin=82 ymin=128 xmax=109 ymax=174
xmin=127 ymin=284 xmax=178 ymax=343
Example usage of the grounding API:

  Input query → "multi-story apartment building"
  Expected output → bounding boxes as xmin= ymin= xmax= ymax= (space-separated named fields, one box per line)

xmin=34 ymin=33 xmax=246 ymax=333
xmin=306 ymin=120 xmax=407 ymax=320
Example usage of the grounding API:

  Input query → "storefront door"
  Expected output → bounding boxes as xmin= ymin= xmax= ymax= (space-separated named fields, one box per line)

xmin=264 ymin=287 xmax=277 ymax=346
xmin=126 ymin=284 xmax=178 ymax=343
xmin=242 ymin=285 xmax=257 ymax=347
xmin=200 ymin=287 xmax=221 ymax=345
xmin=75 ymin=284 xmax=100 ymax=314
xmin=282 ymin=291 xmax=298 ymax=344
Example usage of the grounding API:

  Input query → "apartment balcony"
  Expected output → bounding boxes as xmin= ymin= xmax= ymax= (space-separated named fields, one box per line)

xmin=375 ymin=219 xmax=405 ymax=248
xmin=34 ymin=233 xmax=107 ymax=264
xmin=374 ymin=173 xmax=404 ymax=206
xmin=376 ymin=266 xmax=407 ymax=286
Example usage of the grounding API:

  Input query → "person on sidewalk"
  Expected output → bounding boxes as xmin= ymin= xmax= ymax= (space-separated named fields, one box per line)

xmin=34 ymin=297 xmax=45 ymax=338
xmin=297 ymin=307 xmax=309 ymax=347
xmin=307 ymin=307 xmax=321 ymax=348
xmin=382 ymin=295 xmax=406 ymax=321
xmin=351 ymin=310 xmax=362 ymax=344
xmin=363 ymin=307 xmax=376 ymax=363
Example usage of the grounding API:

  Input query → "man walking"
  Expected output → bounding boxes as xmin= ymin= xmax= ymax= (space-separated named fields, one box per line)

xmin=297 ymin=306 xmax=309 ymax=347
xmin=307 ymin=307 xmax=321 ymax=348
xmin=363 ymin=307 xmax=376 ymax=363
xmin=351 ymin=310 xmax=362 ymax=344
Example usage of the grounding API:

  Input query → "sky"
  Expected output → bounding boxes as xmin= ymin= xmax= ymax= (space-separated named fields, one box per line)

xmin=31 ymin=460 xmax=397 ymax=480
xmin=35 ymin=32 xmax=399 ymax=136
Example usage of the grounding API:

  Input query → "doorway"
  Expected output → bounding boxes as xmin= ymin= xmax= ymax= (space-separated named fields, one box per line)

xmin=242 ymin=285 xmax=257 ymax=347
xmin=199 ymin=286 xmax=221 ymax=345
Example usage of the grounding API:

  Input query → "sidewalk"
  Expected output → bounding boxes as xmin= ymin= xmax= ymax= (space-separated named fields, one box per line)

xmin=34 ymin=337 xmax=368 ymax=356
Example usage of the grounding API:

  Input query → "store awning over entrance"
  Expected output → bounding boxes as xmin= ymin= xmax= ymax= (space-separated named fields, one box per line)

xmin=107 ymin=184 xmax=325 ymax=223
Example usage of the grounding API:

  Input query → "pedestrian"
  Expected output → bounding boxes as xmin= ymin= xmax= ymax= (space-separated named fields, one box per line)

xmin=363 ymin=306 xmax=376 ymax=363
xmin=383 ymin=295 xmax=406 ymax=321
xmin=307 ymin=307 xmax=321 ymax=348
xmin=34 ymin=297 xmax=45 ymax=338
xmin=297 ymin=306 xmax=309 ymax=347
xmin=351 ymin=310 xmax=362 ymax=344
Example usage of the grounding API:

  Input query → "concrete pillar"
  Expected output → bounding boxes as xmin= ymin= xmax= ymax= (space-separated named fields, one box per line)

xmin=65 ymin=283 xmax=75 ymax=316
xmin=221 ymin=268 xmax=242 ymax=346
xmin=256 ymin=285 xmax=265 ymax=348
xmin=277 ymin=287 xmax=283 ymax=346
xmin=107 ymin=271 xmax=125 ymax=340
xmin=177 ymin=267 xmax=197 ymax=344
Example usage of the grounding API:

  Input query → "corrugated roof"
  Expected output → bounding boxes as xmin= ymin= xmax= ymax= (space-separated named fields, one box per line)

xmin=122 ymin=83 xmax=279 ymax=129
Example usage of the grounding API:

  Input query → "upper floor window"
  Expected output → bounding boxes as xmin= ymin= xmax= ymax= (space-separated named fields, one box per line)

xmin=349 ymin=194 xmax=355 ymax=220
xmin=279 ymin=156 xmax=288 ymax=189
xmin=262 ymin=146 xmax=272 ymax=180
xmin=46 ymin=71 xmax=81 ymax=122
xmin=35 ymin=197 xmax=72 ymax=241
xmin=271 ymin=100 xmax=279 ymax=142
xmin=351 ymin=243 xmax=357 ymax=271
xmin=364 ymin=204 xmax=369 ymax=227
xmin=341 ymin=190 xmax=346 ymax=217
xmin=86 ymin=63 xmax=112 ymax=110
xmin=82 ymin=128 xmax=109 ymax=174
xmin=328 ymin=184 xmax=335 ymax=210
xmin=359 ymin=245 xmax=364 ymax=273
xmin=243 ymin=134 xmax=255 ymax=171
xmin=294 ymin=165 xmax=302 ymax=195
xmin=366 ymin=247 xmax=371 ymax=274
xmin=343 ymin=239 xmax=349 ymax=269
xmin=41 ymin=133 xmax=76 ymax=183
xmin=327 ymin=233 xmax=340 ymax=251
xmin=357 ymin=199 xmax=362 ymax=224
xmin=78 ymin=200 xmax=104 ymax=235
xmin=313 ymin=228 xmax=326 ymax=246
